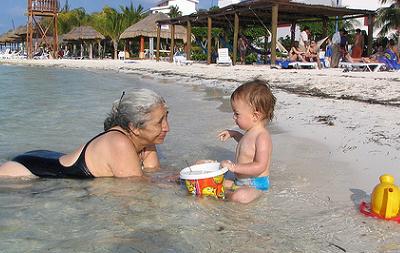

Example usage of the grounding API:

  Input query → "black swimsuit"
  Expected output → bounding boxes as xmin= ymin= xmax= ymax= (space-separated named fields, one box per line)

xmin=12 ymin=129 xmax=125 ymax=178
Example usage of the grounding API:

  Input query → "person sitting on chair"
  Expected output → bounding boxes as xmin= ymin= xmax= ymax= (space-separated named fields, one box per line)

xmin=305 ymin=40 xmax=322 ymax=69
xmin=289 ymin=41 xmax=306 ymax=62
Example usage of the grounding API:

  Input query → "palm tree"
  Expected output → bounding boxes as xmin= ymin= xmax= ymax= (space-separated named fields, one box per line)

xmin=91 ymin=7 xmax=124 ymax=59
xmin=120 ymin=2 xmax=145 ymax=29
xmin=375 ymin=0 xmax=400 ymax=37
xmin=57 ymin=7 xmax=90 ymax=35
xmin=169 ymin=5 xmax=182 ymax=18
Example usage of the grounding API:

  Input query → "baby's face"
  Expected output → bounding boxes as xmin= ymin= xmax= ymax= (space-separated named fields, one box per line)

xmin=231 ymin=98 xmax=255 ymax=131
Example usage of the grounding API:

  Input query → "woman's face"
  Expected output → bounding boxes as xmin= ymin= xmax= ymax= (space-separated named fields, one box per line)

xmin=139 ymin=104 xmax=169 ymax=145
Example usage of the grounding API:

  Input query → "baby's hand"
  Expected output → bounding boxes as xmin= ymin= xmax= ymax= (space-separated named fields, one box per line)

xmin=218 ymin=130 xmax=232 ymax=141
xmin=220 ymin=160 xmax=235 ymax=172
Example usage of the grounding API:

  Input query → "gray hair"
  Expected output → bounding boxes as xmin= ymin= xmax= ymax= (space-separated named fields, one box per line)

xmin=104 ymin=89 xmax=167 ymax=132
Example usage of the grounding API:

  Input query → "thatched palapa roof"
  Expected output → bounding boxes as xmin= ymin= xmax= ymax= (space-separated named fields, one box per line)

xmin=120 ymin=13 xmax=187 ymax=42
xmin=63 ymin=26 xmax=105 ymax=41
xmin=0 ymin=30 xmax=22 ymax=43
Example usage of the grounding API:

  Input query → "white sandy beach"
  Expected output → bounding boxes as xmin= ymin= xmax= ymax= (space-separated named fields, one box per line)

xmin=1 ymin=58 xmax=400 ymax=251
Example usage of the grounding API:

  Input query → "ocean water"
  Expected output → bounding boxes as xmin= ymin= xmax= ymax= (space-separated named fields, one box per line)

xmin=0 ymin=64 xmax=400 ymax=253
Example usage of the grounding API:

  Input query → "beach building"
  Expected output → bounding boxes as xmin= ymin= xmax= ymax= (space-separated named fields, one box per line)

xmin=218 ymin=0 xmax=241 ymax=8
xmin=218 ymin=0 xmax=389 ymax=39
xmin=150 ymin=0 xmax=199 ymax=15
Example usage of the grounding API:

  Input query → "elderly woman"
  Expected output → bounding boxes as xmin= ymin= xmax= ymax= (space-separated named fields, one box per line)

xmin=0 ymin=89 xmax=169 ymax=178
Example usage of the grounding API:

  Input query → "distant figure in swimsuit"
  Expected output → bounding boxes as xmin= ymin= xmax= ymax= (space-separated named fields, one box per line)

xmin=351 ymin=28 xmax=364 ymax=59
xmin=289 ymin=41 xmax=306 ymax=62
xmin=305 ymin=40 xmax=322 ymax=69
xmin=218 ymin=79 xmax=276 ymax=204
xmin=0 ymin=89 xmax=169 ymax=178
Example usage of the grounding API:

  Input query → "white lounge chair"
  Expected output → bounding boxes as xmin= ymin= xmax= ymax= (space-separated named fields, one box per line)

xmin=216 ymin=48 xmax=232 ymax=66
xmin=118 ymin=51 xmax=125 ymax=60
xmin=288 ymin=61 xmax=318 ymax=69
xmin=173 ymin=52 xmax=193 ymax=65
xmin=339 ymin=62 xmax=386 ymax=72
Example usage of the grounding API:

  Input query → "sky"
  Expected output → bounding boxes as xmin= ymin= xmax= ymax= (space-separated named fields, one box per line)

xmin=0 ymin=0 xmax=388 ymax=35
xmin=0 ymin=0 xmax=214 ymax=34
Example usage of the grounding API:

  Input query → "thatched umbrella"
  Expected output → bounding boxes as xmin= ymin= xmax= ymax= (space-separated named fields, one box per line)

xmin=120 ymin=12 xmax=187 ymax=59
xmin=63 ymin=26 xmax=105 ymax=59
xmin=0 ymin=29 xmax=24 ymax=52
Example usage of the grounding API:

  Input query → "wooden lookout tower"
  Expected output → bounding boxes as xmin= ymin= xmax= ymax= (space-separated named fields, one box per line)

xmin=27 ymin=0 xmax=59 ymax=59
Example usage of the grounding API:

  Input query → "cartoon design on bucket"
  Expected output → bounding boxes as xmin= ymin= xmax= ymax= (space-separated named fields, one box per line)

xmin=180 ymin=162 xmax=228 ymax=199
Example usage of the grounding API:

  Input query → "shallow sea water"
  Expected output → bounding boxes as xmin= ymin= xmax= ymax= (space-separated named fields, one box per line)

xmin=1 ymin=65 xmax=400 ymax=253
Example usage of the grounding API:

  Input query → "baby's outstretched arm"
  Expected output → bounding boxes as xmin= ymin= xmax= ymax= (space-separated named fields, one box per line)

xmin=218 ymin=129 xmax=243 ymax=142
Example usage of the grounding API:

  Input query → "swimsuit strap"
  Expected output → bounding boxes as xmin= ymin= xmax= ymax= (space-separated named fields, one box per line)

xmin=74 ymin=129 xmax=127 ymax=167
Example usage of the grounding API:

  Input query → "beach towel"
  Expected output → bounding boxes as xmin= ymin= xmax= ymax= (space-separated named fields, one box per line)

xmin=379 ymin=49 xmax=400 ymax=70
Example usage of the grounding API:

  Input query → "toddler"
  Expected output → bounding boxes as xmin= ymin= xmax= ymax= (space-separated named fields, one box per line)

xmin=218 ymin=79 xmax=276 ymax=204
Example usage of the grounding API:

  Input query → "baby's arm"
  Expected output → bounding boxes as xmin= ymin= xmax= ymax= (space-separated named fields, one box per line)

xmin=221 ymin=132 xmax=271 ymax=176
xmin=218 ymin=129 xmax=243 ymax=142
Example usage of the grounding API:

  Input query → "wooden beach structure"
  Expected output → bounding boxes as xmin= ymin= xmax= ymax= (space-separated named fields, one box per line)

xmin=62 ymin=26 xmax=105 ymax=59
xmin=120 ymin=13 xmax=187 ymax=60
xmin=156 ymin=0 xmax=376 ymax=65
xmin=27 ymin=0 xmax=59 ymax=59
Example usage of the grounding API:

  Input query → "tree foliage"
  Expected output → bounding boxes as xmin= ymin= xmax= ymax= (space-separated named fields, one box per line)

xmin=376 ymin=0 xmax=400 ymax=36
xmin=169 ymin=5 xmax=182 ymax=18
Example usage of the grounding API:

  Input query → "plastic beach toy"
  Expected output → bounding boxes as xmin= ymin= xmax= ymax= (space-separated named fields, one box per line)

xmin=180 ymin=162 xmax=228 ymax=199
xmin=359 ymin=174 xmax=400 ymax=222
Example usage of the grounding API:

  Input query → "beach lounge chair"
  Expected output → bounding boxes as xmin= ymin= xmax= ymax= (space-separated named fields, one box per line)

xmin=173 ymin=52 xmax=193 ymax=65
xmin=288 ymin=62 xmax=318 ymax=69
xmin=216 ymin=48 xmax=232 ymax=66
xmin=118 ymin=51 xmax=125 ymax=60
xmin=339 ymin=62 xmax=386 ymax=72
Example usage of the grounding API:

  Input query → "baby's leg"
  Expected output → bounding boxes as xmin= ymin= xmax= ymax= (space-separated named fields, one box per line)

xmin=229 ymin=187 xmax=263 ymax=204
xmin=0 ymin=161 xmax=36 ymax=178
xmin=223 ymin=179 xmax=234 ymax=189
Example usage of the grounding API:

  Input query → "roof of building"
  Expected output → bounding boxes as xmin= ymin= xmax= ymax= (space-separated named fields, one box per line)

xmin=158 ymin=0 xmax=376 ymax=27
xmin=120 ymin=12 xmax=187 ymax=41
xmin=62 ymin=26 xmax=105 ymax=41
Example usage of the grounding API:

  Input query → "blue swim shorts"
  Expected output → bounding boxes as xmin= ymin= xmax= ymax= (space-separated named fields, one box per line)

xmin=234 ymin=176 xmax=270 ymax=191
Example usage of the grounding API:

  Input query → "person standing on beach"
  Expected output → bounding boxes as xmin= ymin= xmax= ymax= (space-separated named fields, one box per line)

xmin=331 ymin=29 xmax=344 ymax=68
xmin=218 ymin=79 xmax=276 ymax=204
xmin=238 ymin=35 xmax=248 ymax=65
xmin=299 ymin=26 xmax=311 ymax=50
xmin=0 ymin=89 xmax=169 ymax=178
xmin=351 ymin=28 xmax=364 ymax=58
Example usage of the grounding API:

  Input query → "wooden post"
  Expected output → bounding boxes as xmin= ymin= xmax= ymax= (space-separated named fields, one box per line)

xmin=207 ymin=17 xmax=212 ymax=64
xmin=322 ymin=17 xmax=328 ymax=48
xmin=53 ymin=9 xmax=58 ymax=59
xmin=233 ymin=13 xmax=239 ymax=66
xmin=271 ymin=4 xmax=279 ymax=66
xmin=186 ymin=20 xmax=192 ymax=60
xmin=367 ymin=14 xmax=374 ymax=56
xmin=169 ymin=24 xmax=175 ymax=63
xmin=156 ymin=24 xmax=161 ymax=61
xmin=290 ymin=20 xmax=296 ymax=47
xmin=89 ymin=42 xmax=93 ymax=59
xmin=139 ymin=36 xmax=145 ymax=59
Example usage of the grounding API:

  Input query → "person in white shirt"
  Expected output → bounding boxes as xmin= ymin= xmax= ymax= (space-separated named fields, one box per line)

xmin=299 ymin=26 xmax=311 ymax=49
xmin=331 ymin=29 xmax=344 ymax=68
